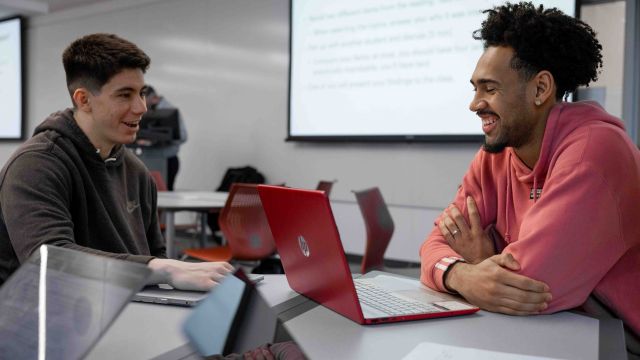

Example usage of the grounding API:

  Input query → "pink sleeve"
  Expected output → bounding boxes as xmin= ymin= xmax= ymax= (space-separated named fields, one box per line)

xmin=506 ymin=163 xmax=627 ymax=313
xmin=420 ymin=151 xmax=487 ymax=292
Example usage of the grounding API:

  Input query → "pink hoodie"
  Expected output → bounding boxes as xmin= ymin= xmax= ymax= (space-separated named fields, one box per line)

xmin=420 ymin=101 xmax=640 ymax=337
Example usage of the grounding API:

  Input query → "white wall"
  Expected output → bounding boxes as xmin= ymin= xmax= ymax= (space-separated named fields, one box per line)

xmin=0 ymin=0 xmax=483 ymax=261
xmin=580 ymin=1 xmax=626 ymax=118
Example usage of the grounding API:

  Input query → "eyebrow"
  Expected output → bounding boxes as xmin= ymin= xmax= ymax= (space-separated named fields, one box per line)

xmin=470 ymin=78 xmax=500 ymax=87
xmin=114 ymin=86 xmax=136 ymax=93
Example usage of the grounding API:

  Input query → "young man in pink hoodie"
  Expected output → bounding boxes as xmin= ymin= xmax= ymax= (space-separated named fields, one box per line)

xmin=419 ymin=2 xmax=640 ymax=352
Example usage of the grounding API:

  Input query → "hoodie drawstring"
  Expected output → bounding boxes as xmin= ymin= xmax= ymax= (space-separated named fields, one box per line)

xmin=505 ymin=152 xmax=512 ymax=243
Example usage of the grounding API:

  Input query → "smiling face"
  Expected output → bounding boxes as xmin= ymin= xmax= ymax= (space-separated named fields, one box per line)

xmin=469 ymin=46 xmax=540 ymax=154
xmin=74 ymin=68 xmax=147 ymax=156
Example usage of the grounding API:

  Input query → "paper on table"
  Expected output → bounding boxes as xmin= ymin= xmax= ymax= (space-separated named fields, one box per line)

xmin=402 ymin=342 xmax=565 ymax=360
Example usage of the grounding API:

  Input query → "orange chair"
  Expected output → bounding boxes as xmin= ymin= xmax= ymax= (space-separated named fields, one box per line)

xmin=182 ymin=183 xmax=277 ymax=263
xmin=316 ymin=180 xmax=337 ymax=197
xmin=353 ymin=187 xmax=395 ymax=274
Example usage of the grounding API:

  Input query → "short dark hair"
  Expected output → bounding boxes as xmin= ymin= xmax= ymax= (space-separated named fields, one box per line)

xmin=473 ymin=2 xmax=603 ymax=100
xmin=62 ymin=33 xmax=151 ymax=100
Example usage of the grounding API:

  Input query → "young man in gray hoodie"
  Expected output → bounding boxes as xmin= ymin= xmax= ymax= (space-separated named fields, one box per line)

xmin=0 ymin=33 xmax=232 ymax=290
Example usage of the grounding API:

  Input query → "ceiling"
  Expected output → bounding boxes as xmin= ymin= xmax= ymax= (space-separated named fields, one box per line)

xmin=0 ymin=0 xmax=105 ymax=19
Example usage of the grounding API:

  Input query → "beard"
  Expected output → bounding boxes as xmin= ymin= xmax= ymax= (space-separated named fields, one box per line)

xmin=483 ymin=138 xmax=508 ymax=153
xmin=482 ymin=115 xmax=535 ymax=154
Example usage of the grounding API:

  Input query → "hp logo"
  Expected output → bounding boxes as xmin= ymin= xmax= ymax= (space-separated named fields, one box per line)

xmin=297 ymin=235 xmax=310 ymax=257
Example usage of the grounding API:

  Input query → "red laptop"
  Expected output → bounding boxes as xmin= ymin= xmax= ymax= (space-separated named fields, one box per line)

xmin=258 ymin=185 xmax=479 ymax=325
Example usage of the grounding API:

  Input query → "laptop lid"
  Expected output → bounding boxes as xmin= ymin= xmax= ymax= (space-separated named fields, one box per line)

xmin=0 ymin=245 xmax=151 ymax=360
xmin=258 ymin=185 xmax=478 ymax=325
xmin=258 ymin=185 xmax=367 ymax=323
xmin=183 ymin=270 xmax=281 ymax=357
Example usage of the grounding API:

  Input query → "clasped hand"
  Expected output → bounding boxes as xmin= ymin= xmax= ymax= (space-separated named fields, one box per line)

xmin=438 ymin=196 xmax=495 ymax=264
xmin=446 ymin=253 xmax=552 ymax=315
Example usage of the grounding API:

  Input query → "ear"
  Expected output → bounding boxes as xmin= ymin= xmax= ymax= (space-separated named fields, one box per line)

xmin=532 ymin=70 xmax=555 ymax=106
xmin=72 ymin=88 xmax=92 ymax=112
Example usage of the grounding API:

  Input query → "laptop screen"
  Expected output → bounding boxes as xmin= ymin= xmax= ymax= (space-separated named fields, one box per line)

xmin=183 ymin=270 xmax=280 ymax=357
xmin=0 ymin=246 xmax=151 ymax=360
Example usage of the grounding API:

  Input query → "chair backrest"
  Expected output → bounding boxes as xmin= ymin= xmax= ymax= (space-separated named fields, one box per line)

xmin=218 ymin=183 xmax=277 ymax=260
xmin=316 ymin=180 xmax=336 ymax=197
xmin=353 ymin=187 xmax=395 ymax=274
xmin=149 ymin=170 xmax=168 ymax=192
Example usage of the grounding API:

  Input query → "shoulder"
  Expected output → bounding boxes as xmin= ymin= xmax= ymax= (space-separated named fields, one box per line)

xmin=0 ymin=132 xmax=70 ymax=185
xmin=555 ymin=120 xmax=637 ymax=172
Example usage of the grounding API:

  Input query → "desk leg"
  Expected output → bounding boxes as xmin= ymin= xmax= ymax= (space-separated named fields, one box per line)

xmin=200 ymin=212 xmax=208 ymax=248
xmin=165 ymin=211 xmax=176 ymax=258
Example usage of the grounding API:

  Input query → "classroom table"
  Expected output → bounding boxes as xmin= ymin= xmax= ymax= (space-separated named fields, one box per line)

xmin=86 ymin=274 xmax=628 ymax=360
xmin=157 ymin=191 xmax=228 ymax=258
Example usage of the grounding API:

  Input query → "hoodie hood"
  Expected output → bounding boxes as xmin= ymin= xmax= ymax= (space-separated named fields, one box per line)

xmin=34 ymin=108 xmax=126 ymax=167
xmin=510 ymin=101 xmax=626 ymax=183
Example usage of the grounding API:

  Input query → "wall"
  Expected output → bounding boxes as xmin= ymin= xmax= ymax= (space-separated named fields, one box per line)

xmin=5 ymin=0 xmax=631 ymax=262
xmin=580 ymin=1 xmax=626 ymax=118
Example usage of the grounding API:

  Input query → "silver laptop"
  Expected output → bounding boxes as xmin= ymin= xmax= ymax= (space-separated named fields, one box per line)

xmin=0 ymin=245 xmax=151 ymax=360
xmin=133 ymin=274 xmax=265 ymax=306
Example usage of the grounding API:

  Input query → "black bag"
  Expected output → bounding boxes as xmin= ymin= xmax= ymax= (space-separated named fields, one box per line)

xmin=216 ymin=166 xmax=266 ymax=192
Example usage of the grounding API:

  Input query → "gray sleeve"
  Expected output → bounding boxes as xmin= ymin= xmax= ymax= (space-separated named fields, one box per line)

xmin=146 ymin=174 xmax=167 ymax=259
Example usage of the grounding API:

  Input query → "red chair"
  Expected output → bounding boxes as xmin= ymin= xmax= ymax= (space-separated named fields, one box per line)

xmin=353 ymin=187 xmax=395 ymax=274
xmin=150 ymin=170 xmax=168 ymax=191
xmin=316 ymin=180 xmax=337 ymax=197
xmin=182 ymin=183 xmax=277 ymax=263
xmin=150 ymin=170 xmax=200 ymax=235
xmin=150 ymin=170 xmax=168 ymax=231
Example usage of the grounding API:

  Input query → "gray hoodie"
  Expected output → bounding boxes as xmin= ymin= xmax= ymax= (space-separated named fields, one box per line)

xmin=0 ymin=108 xmax=166 ymax=285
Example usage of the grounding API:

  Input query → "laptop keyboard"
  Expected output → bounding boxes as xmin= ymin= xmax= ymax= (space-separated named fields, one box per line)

xmin=354 ymin=280 xmax=440 ymax=316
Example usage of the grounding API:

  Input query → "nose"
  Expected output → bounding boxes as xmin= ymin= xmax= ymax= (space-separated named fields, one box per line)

xmin=133 ymin=94 xmax=147 ymax=115
xmin=469 ymin=96 xmax=487 ymax=112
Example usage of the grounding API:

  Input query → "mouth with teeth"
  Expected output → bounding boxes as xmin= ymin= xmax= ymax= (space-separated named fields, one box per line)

xmin=479 ymin=112 xmax=499 ymax=135
xmin=122 ymin=121 xmax=140 ymax=129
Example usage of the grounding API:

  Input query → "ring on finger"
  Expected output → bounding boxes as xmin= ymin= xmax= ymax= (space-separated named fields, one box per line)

xmin=451 ymin=228 xmax=460 ymax=236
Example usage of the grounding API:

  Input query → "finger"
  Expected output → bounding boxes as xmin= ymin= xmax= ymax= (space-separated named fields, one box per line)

xmin=438 ymin=219 xmax=453 ymax=243
xmin=491 ymin=305 xmax=543 ymax=316
xmin=214 ymin=261 xmax=233 ymax=271
xmin=497 ymin=284 xmax=552 ymax=306
xmin=443 ymin=216 xmax=460 ymax=237
xmin=213 ymin=261 xmax=234 ymax=272
xmin=499 ymin=268 xmax=551 ymax=294
xmin=492 ymin=253 xmax=521 ymax=271
xmin=448 ymin=205 xmax=470 ymax=234
xmin=466 ymin=196 xmax=483 ymax=230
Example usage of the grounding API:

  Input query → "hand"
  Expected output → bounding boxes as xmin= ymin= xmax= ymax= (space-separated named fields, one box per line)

xmin=438 ymin=196 xmax=495 ymax=264
xmin=147 ymin=259 xmax=234 ymax=291
xmin=445 ymin=253 xmax=552 ymax=315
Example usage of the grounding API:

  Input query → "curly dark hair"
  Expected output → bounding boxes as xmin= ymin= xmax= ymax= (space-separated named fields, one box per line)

xmin=473 ymin=2 xmax=603 ymax=100
xmin=63 ymin=33 xmax=150 ymax=101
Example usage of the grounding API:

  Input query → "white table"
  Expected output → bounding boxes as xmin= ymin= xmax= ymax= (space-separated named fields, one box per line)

xmin=157 ymin=191 xmax=228 ymax=258
xmin=87 ymin=274 xmax=627 ymax=359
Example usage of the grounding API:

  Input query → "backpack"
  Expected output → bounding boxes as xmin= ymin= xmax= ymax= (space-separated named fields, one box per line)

xmin=216 ymin=166 xmax=266 ymax=192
